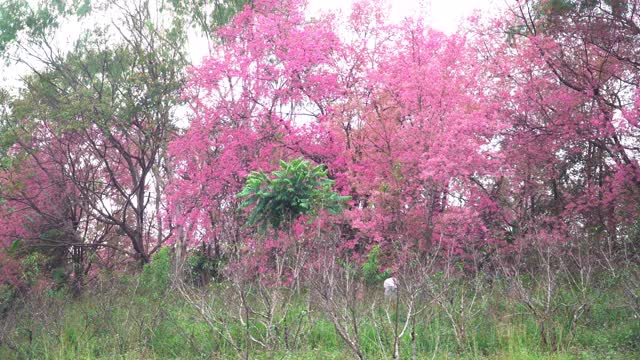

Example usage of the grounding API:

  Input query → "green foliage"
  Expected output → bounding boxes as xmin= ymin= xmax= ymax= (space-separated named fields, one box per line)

xmin=0 ymin=0 xmax=30 ymax=53
xmin=141 ymin=247 xmax=172 ymax=297
xmin=210 ymin=0 xmax=252 ymax=27
xmin=186 ymin=250 xmax=222 ymax=285
xmin=362 ymin=245 xmax=391 ymax=285
xmin=0 ymin=0 xmax=217 ymax=155
xmin=8 ymin=41 xmax=184 ymax=137
xmin=168 ymin=0 xmax=252 ymax=34
xmin=50 ymin=267 xmax=67 ymax=287
xmin=540 ymin=0 xmax=576 ymax=14
xmin=0 ymin=0 xmax=95 ymax=54
xmin=505 ymin=0 xmax=576 ymax=42
xmin=20 ymin=252 xmax=46 ymax=286
xmin=0 ymin=284 xmax=16 ymax=315
xmin=0 ymin=273 xmax=638 ymax=359
xmin=6 ymin=239 xmax=22 ymax=256
xmin=238 ymin=157 xmax=350 ymax=232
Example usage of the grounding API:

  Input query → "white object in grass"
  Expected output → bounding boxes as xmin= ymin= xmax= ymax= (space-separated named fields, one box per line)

xmin=384 ymin=277 xmax=398 ymax=297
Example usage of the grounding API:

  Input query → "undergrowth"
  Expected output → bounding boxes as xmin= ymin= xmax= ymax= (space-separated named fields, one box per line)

xmin=0 ymin=272 xmax=637 ymax=359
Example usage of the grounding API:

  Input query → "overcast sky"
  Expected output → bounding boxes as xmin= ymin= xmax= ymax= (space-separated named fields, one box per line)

xmin=308 ymin=0 xmax=500 ymax=34
xmin=1 ymin=0 xmax=502 ymax=91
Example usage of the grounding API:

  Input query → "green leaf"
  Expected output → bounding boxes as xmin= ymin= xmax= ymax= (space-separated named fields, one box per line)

xmin=237 ymin=157 xmax=350 ymax=232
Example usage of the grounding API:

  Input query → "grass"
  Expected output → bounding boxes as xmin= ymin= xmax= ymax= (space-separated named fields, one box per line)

xmin=0 ymin=273 xmax=638 ymax=359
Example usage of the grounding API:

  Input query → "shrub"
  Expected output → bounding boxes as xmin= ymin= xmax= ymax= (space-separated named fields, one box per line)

xmin=186 ymin=249 xmax=223 ymax=286
xmin=238 ymin=157 xmax=350 ymax=232
xmin=141 ymin=247 xmax=172 ymax=297
xmin=0 ymin=284 xmax=16 ymax=316
xmin=362 ymin=245 xmax=391 ymax=286
xmin=20 ymin=252 xmax=46 ymax=286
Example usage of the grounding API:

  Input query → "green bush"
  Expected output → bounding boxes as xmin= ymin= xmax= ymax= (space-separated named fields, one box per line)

xmin=362 ymin=245 xmax=391 ymax=285
xmin=238 ymin=157 xmax=350 ymax=232
xmin=186 ymin=250 xmax=222 ymax=286
xmin=141 ymin=247 xmax=172 ymax=297
xmin=51 ymin=267 xmax=68 ymax=287
xmin=20 ymin=252 xmax=46 ymax=286
xmin=0 ymin=284 xmax=16 ymax=315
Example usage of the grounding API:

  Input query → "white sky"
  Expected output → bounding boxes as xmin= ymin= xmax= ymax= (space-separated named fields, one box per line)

xmin=308 ymin=0 xmax=499 ymax=34
xmin=1 ymin=0 xmax=501 ymax=91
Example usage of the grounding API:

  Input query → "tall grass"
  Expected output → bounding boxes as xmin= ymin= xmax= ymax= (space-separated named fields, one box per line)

xmin=0 ymin=272 xmax=637 ymax=359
